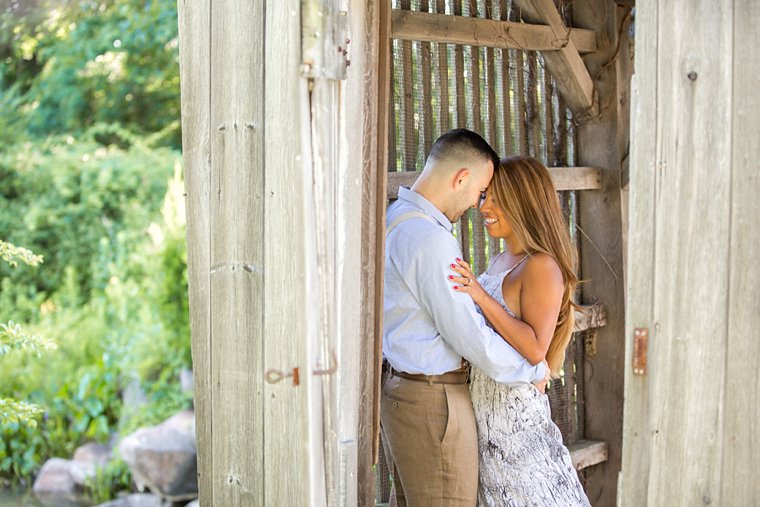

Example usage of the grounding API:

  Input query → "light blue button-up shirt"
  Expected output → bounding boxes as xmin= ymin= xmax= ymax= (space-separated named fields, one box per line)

xmin=383 ymin=187 xmax=546 ymax=384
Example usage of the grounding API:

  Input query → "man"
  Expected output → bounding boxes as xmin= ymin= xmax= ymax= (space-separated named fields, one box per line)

xmin=381 ymin=129 xmax=547 ymax=506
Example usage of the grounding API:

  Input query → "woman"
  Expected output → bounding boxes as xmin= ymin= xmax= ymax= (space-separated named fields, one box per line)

xmin=449 ymin=156 xmax=590 ymax=506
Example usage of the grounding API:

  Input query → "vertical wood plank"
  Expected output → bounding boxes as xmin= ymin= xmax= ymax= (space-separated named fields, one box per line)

xmin=545 ymin=66 xmax=555 ymax=165
xmin=400 ymin=0 xmax=416 ymax=170
xmin=499 ymin=4 xmax=513 ymax=156
xmin=572 ymin=3 xmax=630 ymax=505
xmin=208 ymin=0 xmax=265 ymax=504
xmin=388 ymin=40 xmax=397 ymax=172
xmin=469 ymin=0 xmax=483 ymax=135
xmin=723 ymin=3 xmax=760 ymax=503
xmin=453 ymin=0 xmax=467 ymax=130
xmin=420 ymin=0 xmax=434 ymax=155
xmin=177 ymin=0 xmax=212 ymax=502
xmin=620 ymin=0 xmax=657 ymax=504
xmin=515 ymin=50 xmax=528 ymax=154
xmin=644 ymin=1 xmax=732 ymax=504
xmin=525 ymin=52 xmax=541 ymax=158
xmin=360 ymin=2 xmax=392 ymax=503
xmin=263 ymin=0 xmax=313 ymax=504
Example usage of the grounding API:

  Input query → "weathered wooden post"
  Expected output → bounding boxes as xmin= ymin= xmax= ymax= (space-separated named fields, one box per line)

xmin=177 ymin=1 xmax=388 ymax=504
xmin=623 ymin=1 xmax=760 ymax=505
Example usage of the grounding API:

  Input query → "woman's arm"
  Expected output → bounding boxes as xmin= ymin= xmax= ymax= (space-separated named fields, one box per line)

xmin=450 ymin=255 xmax=563 ymax=365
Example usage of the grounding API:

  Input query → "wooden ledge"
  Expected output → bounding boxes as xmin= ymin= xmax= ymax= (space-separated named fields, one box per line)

xmin=574 ymin=302 xmax=607 ymax=332
xmin=568 ymin=439 xmax=608 ymax=470
xmin=387 ymin=167 xmax=602 ymax=200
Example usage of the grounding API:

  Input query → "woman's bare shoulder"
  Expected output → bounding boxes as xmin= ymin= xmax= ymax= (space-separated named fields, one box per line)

xmin=523 ymin=252 xmax=563 ymax=285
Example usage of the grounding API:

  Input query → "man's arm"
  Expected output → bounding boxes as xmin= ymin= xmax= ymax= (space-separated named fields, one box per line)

xmin=401 ymin=228 xmax=546 ymax=384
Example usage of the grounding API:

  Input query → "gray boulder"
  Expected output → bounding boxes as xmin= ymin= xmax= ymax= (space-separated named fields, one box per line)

xmin=119 ymin=410 xmax=198 ymax=501
xmin=70 ymin=442 xmax=113 ymax=486
xmin=32 ymin=458 xmax=80 ymax=506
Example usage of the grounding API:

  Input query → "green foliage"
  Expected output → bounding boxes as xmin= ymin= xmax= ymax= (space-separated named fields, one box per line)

xmin=0 ymin=321 xmax=56 ymax=358
xmin=0 ymin=156 xmax=191 ymax=488
xmin=0 ymin=0 xmax=191 ymax=498
xmin=0 ymin=0 xmax=181 ymax=148
xmin=0 ymin=126 xmax=175 ymax=321
xmin=0 ymin=241 xmax=54 ymax=431
xmin=0 ymin=241 xmax=43 ymax=268
xmin=84 ymin=458 xmax=132 ymax=504
xmin=0 ymin=398 xmax=42 ymax=429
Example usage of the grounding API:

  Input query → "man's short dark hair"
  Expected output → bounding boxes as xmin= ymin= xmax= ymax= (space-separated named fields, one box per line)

xmin=426 ymin=128 xmax=499 ymax=170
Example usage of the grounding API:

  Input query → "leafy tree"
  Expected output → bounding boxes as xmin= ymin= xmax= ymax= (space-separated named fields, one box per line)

xmin=0 ymin=240 xmax=55 ymax=428
xmin=0 ymin=0 xmax=180 ymax=147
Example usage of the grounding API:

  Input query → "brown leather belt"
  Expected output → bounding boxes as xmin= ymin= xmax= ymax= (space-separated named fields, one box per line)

xmin=388 ymin=365 xmax=470 ymax=385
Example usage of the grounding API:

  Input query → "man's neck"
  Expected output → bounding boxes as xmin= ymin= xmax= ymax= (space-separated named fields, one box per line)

xmin=411 ymin=180 xmax=449 ymax=218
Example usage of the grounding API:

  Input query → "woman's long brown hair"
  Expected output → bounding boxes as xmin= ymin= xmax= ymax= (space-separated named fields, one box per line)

xmin=489 ymin=156 xmax=579 ymax=377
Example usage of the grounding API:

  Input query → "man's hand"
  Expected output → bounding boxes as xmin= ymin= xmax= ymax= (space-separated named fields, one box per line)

xmin=532 ymin=359 xmax=551 ymax=393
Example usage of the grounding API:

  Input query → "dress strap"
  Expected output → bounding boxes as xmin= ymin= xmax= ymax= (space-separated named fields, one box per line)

xmin=504 ymin=254 xmax=530 ymax=276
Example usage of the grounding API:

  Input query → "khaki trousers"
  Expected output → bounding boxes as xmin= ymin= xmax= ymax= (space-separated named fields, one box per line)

xmin=380 ymin=371 xmax=478 ymax=507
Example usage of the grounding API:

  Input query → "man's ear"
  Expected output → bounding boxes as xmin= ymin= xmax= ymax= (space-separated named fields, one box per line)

xmin=452 ymin=167 xmax=470 ymax=189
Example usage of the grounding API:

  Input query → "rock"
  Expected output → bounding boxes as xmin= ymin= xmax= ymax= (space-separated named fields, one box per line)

xmin=32 ymin=458 xmax=80 ymax=506
xmin=70 ymin=442 xmax=113 ymax=486
xmin=119 ymin=410 xmax=197 ymax=501
xmin=185 ymin=500 xmax=199 ymax=507
xmin=73 ymin=442 xmax=112 ymax=466
xmin=94 ymin=493 xmax=164 ymax=507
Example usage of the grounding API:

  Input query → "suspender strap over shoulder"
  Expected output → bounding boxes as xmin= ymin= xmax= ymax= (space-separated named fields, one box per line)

xmin=385 ymin=211 xmax=435 ymax=237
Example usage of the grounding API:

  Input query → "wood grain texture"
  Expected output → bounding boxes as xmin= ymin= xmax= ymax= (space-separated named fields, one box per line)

xmin=387 ymin=167 xmax=602 ymax=198
xmin=571 ymin=2 xmax=630 ymax=505
xmin=357 ymin=1 xmax=390 ymax=503
xmin=645 ymin=2 xmax=732 ymax=504
xmin=390 ymin=10 xmax=597 ymax=53
xmin=176 ymin=0 xmax=212 ymax=502
xmin=568 ymin=439 xmax=608 ymax=471
xmin=513 ymin=0 xmax=596 ymax=118
xmin=262 ymin=0 xmax=313 ymax=504
xmin=208 ymin=0 xmax=266 ymax=504
xmin=620 ymin=0 xmax=657 ymax=504
xmin=722 ymin=4 xmax=760 ymax=503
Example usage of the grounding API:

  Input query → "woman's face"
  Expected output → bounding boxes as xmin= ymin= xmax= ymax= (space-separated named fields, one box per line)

xmin=479 ymin=189 xmax=512 ymax=239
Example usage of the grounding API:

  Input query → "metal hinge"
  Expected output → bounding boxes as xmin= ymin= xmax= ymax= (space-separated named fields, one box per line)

xmin=633 ymin=327 xmax=648 ymax=375
xmin=301 ymin=1 xmax=349 ymax=80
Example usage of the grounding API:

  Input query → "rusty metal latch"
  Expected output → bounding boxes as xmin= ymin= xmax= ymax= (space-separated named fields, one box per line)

xmin=633 ymin=327 xmax=648 ymax=375
xmin=265 ymin=349 xmax=338 ymax=386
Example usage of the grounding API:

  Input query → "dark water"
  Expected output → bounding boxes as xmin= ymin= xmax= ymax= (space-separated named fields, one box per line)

xmin=0 ymin=490 xmax=89 ymax=507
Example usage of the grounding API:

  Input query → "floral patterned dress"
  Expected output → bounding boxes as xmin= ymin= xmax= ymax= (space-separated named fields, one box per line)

xmin=469 ymin=266 xmax=590 ymax=507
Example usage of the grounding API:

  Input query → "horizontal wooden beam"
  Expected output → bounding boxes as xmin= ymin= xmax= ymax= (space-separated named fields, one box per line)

xmin=568 ymin=439 xmax=608 ymax=470
xmin=391 ymin=10 xmax=597 ymax=53
xmin=513 ymin=0 xmax=597 ymax=118
xmin=574 ymin=302 xmax=606 ymax=332
xmin=387 ymin=167 xmax=602 ymax=199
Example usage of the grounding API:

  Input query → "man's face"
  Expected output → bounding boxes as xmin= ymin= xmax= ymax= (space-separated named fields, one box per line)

xmin=449 ymin=159 xmax=494 ymax=223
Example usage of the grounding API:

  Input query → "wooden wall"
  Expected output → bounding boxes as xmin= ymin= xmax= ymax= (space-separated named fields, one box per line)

xmin=177 ymin=1 xmax=384 ymax=504
xmin=622 ymin=1 xmax=760 ymax=505
xmin=571 ymin=2 xmax=632 ymax=505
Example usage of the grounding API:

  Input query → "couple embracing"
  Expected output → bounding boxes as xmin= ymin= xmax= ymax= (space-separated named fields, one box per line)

xmin=380 ymin=128 xmax=591 ymax=507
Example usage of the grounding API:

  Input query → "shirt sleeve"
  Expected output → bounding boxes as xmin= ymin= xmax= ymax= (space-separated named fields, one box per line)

xmin=398 ymin=226 xmax=547 ymax=384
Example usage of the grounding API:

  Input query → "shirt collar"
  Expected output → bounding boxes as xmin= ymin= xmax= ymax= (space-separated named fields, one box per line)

xmin=397 ymin=187 xmax=453 ymax=232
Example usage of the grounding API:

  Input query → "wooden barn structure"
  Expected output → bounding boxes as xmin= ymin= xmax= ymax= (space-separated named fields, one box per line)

xmin=176 ymin=0 xmax=759 ymax=505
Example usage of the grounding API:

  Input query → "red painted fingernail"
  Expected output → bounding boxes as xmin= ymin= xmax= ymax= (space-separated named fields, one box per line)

xmin=451 ymin=264 xmax=457 ymax=268
xmin=453 ymin=286 xmax=459 ymax=290
xmin=456 ymin=258 xmax=462 ymax=262
xmin=448 ymin=275 xmax=454 ymax=280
